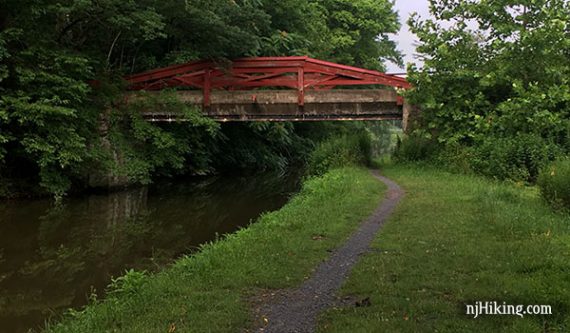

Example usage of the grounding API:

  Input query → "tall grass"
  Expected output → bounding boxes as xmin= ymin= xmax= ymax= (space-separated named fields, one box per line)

xmin=307 ymin=132 xmax=372 ymax=176
xmin=538 ymin=159 xmax=570 ymax=211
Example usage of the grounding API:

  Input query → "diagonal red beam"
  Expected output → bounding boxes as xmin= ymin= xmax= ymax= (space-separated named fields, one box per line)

xmin=304 ymin=75 xmax=338 ymax=88
xmin=211 ymin=79 xmax=298 ymax=89
xmin=304 ymin=64 xmax=409 ymax=88
xmin=305 ymin=58 xmax=410 ymax=86
xmin=235 ymin=71 xmax=293 ymax=83
xmin=124 ymin=56 xmax=411 ymax=92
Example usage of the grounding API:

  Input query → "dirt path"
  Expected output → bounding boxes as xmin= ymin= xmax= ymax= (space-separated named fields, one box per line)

xmin=256 ymin=170 xmax=404 ymax=333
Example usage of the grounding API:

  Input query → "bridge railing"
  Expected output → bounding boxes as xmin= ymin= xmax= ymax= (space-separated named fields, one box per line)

xmin=125 ymin=57 xmax=411 ymax=108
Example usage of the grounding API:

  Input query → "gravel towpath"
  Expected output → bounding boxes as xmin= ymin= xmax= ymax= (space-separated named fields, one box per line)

xmin=257 ymin=170 xmax=404 ymax=333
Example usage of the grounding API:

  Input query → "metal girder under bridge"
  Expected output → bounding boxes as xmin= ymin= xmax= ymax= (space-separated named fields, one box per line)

xmin=124 ymin=56 xmax=412 ymax=122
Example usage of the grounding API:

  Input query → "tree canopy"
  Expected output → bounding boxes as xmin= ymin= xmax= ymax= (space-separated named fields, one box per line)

xmin=408 ymin=0 xmax=570 ymax=145
xmin=405 ymin=0 xmax=570 ymax=182
xmin=0 ymin=0 xmax=402 ymax=196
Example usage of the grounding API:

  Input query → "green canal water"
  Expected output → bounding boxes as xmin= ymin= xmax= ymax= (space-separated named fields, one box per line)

xmin=0 ymin=171 xmax=303 ymax=333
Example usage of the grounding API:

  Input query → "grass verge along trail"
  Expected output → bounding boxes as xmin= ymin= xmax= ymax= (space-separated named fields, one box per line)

xmin=47 ymin=168 xmax=385 ymax=333
xmin=258 ymin=171 xmax=403 ymax=332
xmin=318 ymin=164 xmax=570 ymax=333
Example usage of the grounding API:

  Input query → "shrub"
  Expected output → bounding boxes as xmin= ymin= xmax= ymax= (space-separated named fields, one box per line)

xmin=107 ymin=269 xmax=148 ymax=298
xmin=392 ymin=134 xmax=436 ymax=162
xmin=538 ymin=159 xmax=570 ymax=211
xmin=433 ymin=143 xmax=475 ymax=175
xmin=470 ymin=134 xmax=561 ymax=183
xmin=307 ymin=132 xmax=371 ymax=176
xmin=392 ymin=133 xmax=563 ymax=185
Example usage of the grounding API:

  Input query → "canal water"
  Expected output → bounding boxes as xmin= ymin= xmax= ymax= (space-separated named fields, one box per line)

xmin=0 ymin=171 xmax=303 ymax=333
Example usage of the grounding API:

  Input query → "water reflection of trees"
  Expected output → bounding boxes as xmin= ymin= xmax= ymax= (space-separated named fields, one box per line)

xmin=0 ymin=188 xmax=149 ymax=331
xmin=0 ymin=171 xmax=302 ymax=332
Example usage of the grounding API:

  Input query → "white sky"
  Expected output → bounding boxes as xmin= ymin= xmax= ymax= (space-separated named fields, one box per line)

xmin=386 ymin=0 xmax=431 ymax=73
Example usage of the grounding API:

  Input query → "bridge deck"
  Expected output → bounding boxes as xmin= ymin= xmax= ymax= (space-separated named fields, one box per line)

xmin=123 ymin=57 xmax=411 ymax=123
xmin=131 ymin=89 xmax=404 ymax=122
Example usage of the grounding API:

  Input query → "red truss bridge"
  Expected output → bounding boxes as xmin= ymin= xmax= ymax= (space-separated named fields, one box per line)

xmin=125 ymin=56 xmax=412 ymax=123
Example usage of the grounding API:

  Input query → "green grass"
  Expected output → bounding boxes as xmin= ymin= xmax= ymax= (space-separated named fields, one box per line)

xmin=46 ymin=167 xmax=385 ymax=333
xmin=318 ymin=164 xmax=570 ymax=333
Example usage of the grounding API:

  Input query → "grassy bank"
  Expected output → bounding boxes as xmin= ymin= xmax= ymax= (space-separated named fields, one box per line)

xmin=46 ymin=167 xmax=385 ymax=332
xmin=318 ymin=164 xmax=570 ymax=332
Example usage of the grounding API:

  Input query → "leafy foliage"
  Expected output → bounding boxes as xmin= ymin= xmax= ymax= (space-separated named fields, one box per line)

xmin=393 ymin=134 xmax=436 ymax=163
xmin=403 ymin=0 xmax=570 ymax=183
xmin=395 ymin=133 xmax=563 ymax=183
xmin=538 ymin=159 xmax=570 ymax=211
xmin=109 ymin=92 xmax=219 ymax=183
xmin=0 ymin=0 xmax=401 ymax=196
xmin=108 ymin=269 xmax=148 ymax=298
xmin=1 ymin=45 xmax=94 ymax=196
xmin=469 ymin=134 xmax=562 ymax=183
xmin=307 ymin=132 xmax=372 ymax=176
xmin=212 ymin=122 xmax=314 ymax=173
xmin=318 ymin=0 xmax=403 ymax=70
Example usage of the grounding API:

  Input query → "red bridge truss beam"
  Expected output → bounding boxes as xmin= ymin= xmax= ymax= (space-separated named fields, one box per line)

xmin=125 ymin=56 xmax=411 ymax=107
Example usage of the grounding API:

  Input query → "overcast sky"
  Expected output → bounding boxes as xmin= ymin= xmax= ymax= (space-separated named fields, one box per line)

xmin=386 ymin=1 xmax=431 ymax=73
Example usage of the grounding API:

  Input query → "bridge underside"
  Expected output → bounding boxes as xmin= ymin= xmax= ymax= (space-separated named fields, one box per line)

xmin=133 ymin=89 xmax=404 ymax=122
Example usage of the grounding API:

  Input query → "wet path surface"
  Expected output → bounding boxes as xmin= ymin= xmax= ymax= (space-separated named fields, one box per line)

xmin=258 ymin=170 xmax=404 ymax=333
xmin=0 ymin=171 xmax=302 ymax=333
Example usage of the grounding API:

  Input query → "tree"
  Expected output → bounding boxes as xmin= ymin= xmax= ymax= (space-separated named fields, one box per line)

xmin=0 ymin=0 xmax=403 ymax=197
xmin=408 ymin=0 xmax=570 ymax=146
xmin=318 ymin=0 xmax=403 ymax=70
